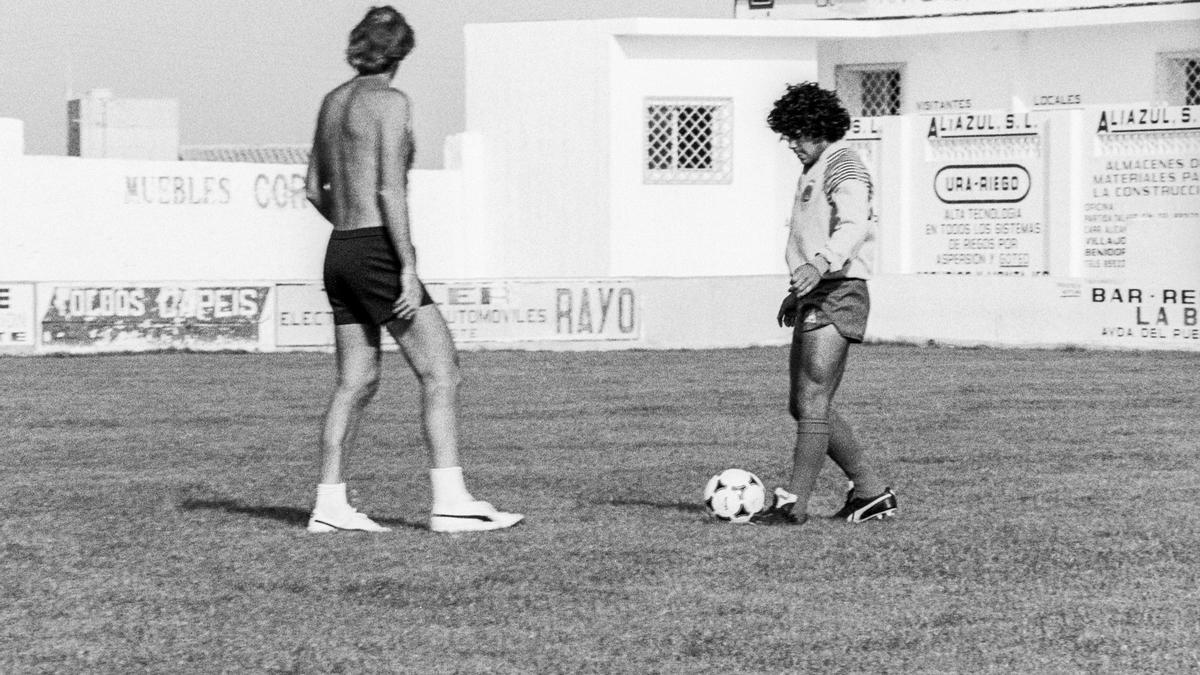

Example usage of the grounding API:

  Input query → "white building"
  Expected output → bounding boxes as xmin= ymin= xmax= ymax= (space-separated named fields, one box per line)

xmin=68 ymin=89 xmax=180 ymax=161
xmin=458 ymin=0 xmax=1198 ymax=279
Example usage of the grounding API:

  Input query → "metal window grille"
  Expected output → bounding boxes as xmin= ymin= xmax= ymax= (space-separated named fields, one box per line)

xmin=860 ymin=69 xmax=902 ymax=116
xmin=835 ymin=64 xmax=903 ymax=117
xmin=1186 ymin=59 xmax=1200 ymax=105
xmin=644 ymin=99 xmax=732 ymax=184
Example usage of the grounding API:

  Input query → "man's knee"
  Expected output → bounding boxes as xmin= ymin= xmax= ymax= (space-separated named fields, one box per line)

xmin=793 ymin=386 xmax=831 ymax=420
xmin=339 ymin=370 xmax=381 ymax=403
xmin=420 ymin=362 xmax=461 ymax=396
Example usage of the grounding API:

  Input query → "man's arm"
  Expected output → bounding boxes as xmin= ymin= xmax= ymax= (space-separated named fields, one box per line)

xmin=374 ymin=90 xmax=418 ymax=275
xmin=305 ymin=109 xmax=331 ymax=221
xmin=819 ymin=148 xmax=873 ymax=271
xmin=822 ymin=179 xmax=872 ymax=269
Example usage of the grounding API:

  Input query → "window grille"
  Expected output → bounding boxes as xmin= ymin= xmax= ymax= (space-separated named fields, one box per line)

xmin=644 ymin=99 xmax=732 ymax=184
xmin=836 ymin=64 xmax=903 ymax=117
xmin=1185 ymin=58 xmax=1199 ymax=105
xmin=1158 ymin=53 xmax=1200 ymax=105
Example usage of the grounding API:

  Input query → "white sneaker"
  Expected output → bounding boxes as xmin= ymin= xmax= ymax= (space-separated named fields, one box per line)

xmin=307 ymin=508 xmax=391 ymax=533
xmin=430 ymin=500 xmax=524 ymax=533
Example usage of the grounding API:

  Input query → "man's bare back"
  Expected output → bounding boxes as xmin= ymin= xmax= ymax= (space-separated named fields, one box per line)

xmin=306 ymin=74 xmax=415 ymax=233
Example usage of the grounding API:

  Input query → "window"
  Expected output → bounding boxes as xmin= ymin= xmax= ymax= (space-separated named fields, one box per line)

xmin=835 ymin=64 xmax=903 ymax=116
xmin=644 ymin=98 xmax=732 ymax=184
xmin=1158 ymin=53 xmax=1200 ymax=105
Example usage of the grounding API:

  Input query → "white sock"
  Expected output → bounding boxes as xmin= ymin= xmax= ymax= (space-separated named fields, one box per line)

xmin=314 ymin=483 xmax=350 ymax=514
xmin=430 ymin=467 xmax=472 ymax=508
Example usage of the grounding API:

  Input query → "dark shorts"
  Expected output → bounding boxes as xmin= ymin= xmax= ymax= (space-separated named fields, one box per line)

xmin=794 ymin=278 xmax=870 ymax=343
xmin=323 ymin=227 xmax=434 ymax=326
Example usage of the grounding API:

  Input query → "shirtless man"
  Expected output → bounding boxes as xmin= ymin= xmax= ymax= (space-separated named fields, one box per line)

xmin=304 ymin=6 xmax=522 ymax=534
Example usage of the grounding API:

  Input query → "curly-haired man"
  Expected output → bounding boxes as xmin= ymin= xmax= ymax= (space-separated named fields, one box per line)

xmin=753 ymin=82 xmax=898 ymax=526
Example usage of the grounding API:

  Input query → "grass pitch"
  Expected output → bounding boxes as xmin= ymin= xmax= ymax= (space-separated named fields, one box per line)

xmin=2 ymin=345 xmax=1198 ymax=673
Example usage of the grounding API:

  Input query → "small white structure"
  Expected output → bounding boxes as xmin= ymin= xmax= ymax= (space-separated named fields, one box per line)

xmin=68 ymin=89 xmax=180 ymax=161
xmin=0 ymin=118 xmax=24 ymax=156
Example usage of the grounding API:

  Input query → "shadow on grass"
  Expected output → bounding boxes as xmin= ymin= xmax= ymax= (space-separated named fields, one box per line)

xmin=606 ymin=498 xmax=707 ymax=515
xmin=178 ymin=498 xmax=427 ymax=531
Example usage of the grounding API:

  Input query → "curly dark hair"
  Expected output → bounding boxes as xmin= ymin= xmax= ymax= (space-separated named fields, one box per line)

xmin=346 ymin=6 xmax=416 ymax=75
xmin=766 ymin=82 xmax=851 ymax=142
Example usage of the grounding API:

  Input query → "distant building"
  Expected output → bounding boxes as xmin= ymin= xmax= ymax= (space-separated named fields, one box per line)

xmin=64 ymin=88 xmax=309 ymax=164
xmin=68 ymin=89 xmax=179 ymax=161
xmin=0 ymin=118 xmax=23 ymax=156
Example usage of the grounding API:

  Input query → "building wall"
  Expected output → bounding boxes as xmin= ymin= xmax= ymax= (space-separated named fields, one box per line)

xmin=0 ymin=156 xmax=465 ymax=283
xmin=609 ymin=35 xmax=817 ymax=278
xmin=819 ymin=19 xmax=1200 ymax=113
xmin=464 ymin=21 xmax=615 ymax=278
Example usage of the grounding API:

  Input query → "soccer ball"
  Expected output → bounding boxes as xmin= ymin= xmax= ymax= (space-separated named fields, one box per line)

xmin=703 ymin=469 xmax=767 ymax=523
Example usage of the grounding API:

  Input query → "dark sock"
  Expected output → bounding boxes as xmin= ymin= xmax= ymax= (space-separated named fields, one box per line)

xmin=789 ymin=418 xmax=830 ymax=515
xmin=826 ymin=408 xmax=885 ymax=499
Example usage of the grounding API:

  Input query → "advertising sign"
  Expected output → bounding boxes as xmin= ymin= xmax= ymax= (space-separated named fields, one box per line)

xmin=40 ymin=284 xmax=271 ymax=352
xmin=847 ymin=116 xmax=883 ymax=198
xmin=432 ymin=280 xmax=639 ymax=343
xmin=272 ymin=280 xmax=641 ymax=348
xmin=1082 ymin=282 xmax=1199 ymax=348
xmin=0 ymin=283 xmax=35 ymax=348
xmin=1080 ymin=105 xmax=1200 ymax=282
xmin=913 ymin=112 xmax=1048 ymax=275
xmin=275 ymin=284 xmax=335 ymax=348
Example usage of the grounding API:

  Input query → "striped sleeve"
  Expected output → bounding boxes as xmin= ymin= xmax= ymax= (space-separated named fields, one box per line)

xmin=822 ymin=147 xmax=872 ymax=201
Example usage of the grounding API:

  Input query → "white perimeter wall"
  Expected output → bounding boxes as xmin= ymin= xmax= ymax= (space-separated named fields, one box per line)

xmin=0 ymin=156 xmax=464 ymax=282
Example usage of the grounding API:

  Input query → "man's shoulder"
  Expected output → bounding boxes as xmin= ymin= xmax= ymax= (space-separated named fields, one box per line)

xmin=824 ymin=141 xmax=864 ymax=167
xmin=357 ymin=87 xmax=411 ymax=120
xmin=821 ymin=142 xmax=872 ymax=194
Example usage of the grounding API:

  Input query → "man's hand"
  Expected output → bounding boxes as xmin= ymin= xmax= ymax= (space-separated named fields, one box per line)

xmin=393 ymin=272 xmax=423 ymax=321
xmin=789 ymin=254 xmax=831 ymax=298
xmin=788 ymin=263 xmax=822 ymax=298
xmin=777 ymin=293 xmax=799 ymax=327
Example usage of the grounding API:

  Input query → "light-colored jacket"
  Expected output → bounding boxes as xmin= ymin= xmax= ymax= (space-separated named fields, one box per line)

xmin=784 ymin=140 xmax=877 ymax=280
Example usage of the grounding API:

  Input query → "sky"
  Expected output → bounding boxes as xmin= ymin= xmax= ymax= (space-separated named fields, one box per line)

xmin=0 ymin=0 xmax=732 ymax=168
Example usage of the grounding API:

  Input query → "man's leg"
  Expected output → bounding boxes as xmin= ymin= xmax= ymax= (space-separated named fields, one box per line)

xmin=309 ymin=323 xmax=390 ymax=532
xmin=386 ymin=305 xmax=462 ymax=470
xmin=789 ymin=351 xmax=885 ymax=501
xmin=826 ymin=407 xmax=886 ymax=499
xmin=320 ymin=324 xmax=381 ymax=482
xmin=387 ymin=305 xmax=523 ymax=532
xmin=786 ymin=323 xmax=849 ymax=516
